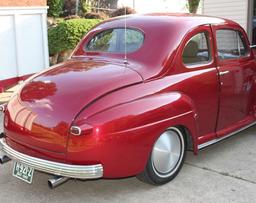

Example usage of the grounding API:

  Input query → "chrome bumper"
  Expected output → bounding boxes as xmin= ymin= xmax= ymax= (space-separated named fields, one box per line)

xmin=0 ymin=138 xmax=103 ymax=179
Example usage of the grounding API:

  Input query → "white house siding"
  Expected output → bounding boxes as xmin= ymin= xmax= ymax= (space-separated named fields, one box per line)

xmin=0 ymin=7 xmax=49 ymax=82
xmin=202 ymin=0 xmax=248 ymax=30
xmin=118 ymin=0 xmax=203 ymax=14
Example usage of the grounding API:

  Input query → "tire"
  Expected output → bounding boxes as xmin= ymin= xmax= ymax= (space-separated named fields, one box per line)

xmin=137 ymin=127 xmax=186 ymax=185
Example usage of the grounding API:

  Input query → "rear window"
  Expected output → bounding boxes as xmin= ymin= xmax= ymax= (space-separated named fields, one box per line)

xmin=85 ymin=28 xmax=144 ymax=53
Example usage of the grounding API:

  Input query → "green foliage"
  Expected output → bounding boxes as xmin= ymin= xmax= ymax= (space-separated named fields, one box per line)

xmin=47 ymin=0 xmax=64 ymax=17
xmin=88 ymin=30 xmax=113 ymax=51
xmin=79 ymin=0 xmax=91 ymax=15
xmin=187 ymin=0 xmax=200 ymax=13
xmin=48 ymin=19 xmax=101 ymax=55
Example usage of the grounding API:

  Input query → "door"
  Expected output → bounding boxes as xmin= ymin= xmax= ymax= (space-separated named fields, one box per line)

xmin=174 ymin=25 xmax=219 ymax=142
xmin=214 ymin=26 xmax=256 ymax=136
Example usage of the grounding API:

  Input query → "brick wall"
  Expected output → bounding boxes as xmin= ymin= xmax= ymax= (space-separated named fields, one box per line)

xmin=0 ymin=0 xmax=46 ymax=7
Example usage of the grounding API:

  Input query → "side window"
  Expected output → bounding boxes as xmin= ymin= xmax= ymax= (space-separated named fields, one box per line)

xmin=182 ymin=32 xmax=211 ymax=66
xmin=216 ymin=29 xmax=249 ymax=60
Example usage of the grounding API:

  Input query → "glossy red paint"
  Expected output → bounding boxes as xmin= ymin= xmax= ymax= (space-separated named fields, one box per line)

xmin=3 ymin=14 xmax=256 ymax=178
xmin=0 ymin=73 xmax=33 ymax=93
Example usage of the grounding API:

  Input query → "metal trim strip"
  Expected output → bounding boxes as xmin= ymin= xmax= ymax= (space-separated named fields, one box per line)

xmin=198 ymin=121 xmax=256 ymax=150
xmin=0 ymin=138 xmax=103 ymax=179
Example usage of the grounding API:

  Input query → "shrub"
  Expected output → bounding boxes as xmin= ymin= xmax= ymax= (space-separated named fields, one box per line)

xmin=83 ymin=12 xmax=108 ymax=20
xmin=47 ymin=0 xmax=64 ymax=17
xmin=110 ymin=7 xmax=136 ymax=17
xmin=48 ymin=18 xmax=101 ymax=55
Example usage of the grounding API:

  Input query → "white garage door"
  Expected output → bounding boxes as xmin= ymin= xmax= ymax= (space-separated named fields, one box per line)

xmin=0 ymin=7 xmax=49 ymax=81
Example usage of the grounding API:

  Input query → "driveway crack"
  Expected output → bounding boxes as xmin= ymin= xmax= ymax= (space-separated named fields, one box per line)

xmin=185 ymin=162 xmax=256 ymax=185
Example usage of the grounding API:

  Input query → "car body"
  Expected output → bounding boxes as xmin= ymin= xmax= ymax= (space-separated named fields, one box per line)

xmin=1 ymin=13 xmax=256 ymax=187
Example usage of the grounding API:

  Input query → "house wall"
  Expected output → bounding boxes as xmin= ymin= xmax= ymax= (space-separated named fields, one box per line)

xmin=202 ymin=0 xmax=249 ymax=31
xmin=118 ymin=0 xmax=202 ymax=14
xmin=0 ymin=1 xmax=48 ymax=92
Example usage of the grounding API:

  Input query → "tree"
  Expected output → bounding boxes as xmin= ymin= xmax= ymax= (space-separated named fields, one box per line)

xmin=90 ymin=0 xmax=118 ymax=9
xmin=47 ymin=0 xmax=64 ymax=17
xmin=187 ymin=0 xmax=200 ymax=14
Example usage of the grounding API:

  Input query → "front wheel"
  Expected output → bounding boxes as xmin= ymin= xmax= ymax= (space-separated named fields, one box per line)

xmin=137 ymin=127 xmax=186 ymax=185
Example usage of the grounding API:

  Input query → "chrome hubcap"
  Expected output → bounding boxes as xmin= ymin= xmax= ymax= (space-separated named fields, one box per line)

xmin=152 ymin=128 xmax=183 ymax=177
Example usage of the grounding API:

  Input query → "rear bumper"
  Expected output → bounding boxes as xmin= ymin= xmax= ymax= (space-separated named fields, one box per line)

xmin=0 ymin=138 xmax=103 ymax=179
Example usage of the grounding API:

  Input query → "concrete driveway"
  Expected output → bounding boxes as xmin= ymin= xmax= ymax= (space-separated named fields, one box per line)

xmin=0 ymin=112 xmax=255 ymax=202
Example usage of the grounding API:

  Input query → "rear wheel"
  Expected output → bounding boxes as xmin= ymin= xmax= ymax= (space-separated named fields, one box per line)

xmin=137 ymin=127 xmax=186 ymax=185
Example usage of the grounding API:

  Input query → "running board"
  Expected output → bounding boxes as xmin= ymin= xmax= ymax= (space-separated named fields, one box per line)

xmin=198 ymin=121 xmax=256 ymax=150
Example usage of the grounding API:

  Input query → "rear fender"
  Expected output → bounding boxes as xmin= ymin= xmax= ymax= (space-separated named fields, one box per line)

xmin=89 ymin=92 xmax=198 ymax=137
xmin=70 ymin=92 xmax=199 ymax=178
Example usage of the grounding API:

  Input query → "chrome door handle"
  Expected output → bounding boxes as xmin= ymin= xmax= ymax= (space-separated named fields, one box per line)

xmin=219 ymin=71 xmax=230 ymax=76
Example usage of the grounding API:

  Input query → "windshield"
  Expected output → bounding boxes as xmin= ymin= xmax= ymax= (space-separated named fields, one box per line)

xmin=85 ymin=28 xmax=144 ymax=53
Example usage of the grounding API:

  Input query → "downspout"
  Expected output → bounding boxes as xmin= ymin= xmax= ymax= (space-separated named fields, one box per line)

xmin=247 ymin=0 xmax=253 ymax=43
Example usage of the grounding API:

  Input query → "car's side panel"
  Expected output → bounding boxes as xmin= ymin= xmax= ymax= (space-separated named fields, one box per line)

xmin=169 ymin=25 xmax=219 ymax=143
xmin=67 ymin=92 xmax=197 ymax=178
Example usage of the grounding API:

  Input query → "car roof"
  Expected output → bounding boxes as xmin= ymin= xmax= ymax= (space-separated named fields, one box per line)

xmin=97 ymin=13 xmax=239 ymax=31
xmin=84 ymin=13 xmax=241 ymax=80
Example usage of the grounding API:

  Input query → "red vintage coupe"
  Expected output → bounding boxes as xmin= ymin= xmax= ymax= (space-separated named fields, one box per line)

xmin=1 ymin=13 xmax=256 ymax=188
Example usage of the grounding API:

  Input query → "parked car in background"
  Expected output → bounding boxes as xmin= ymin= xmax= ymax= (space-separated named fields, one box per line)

xmin=1 ymin=13 xmax=256 ymax=188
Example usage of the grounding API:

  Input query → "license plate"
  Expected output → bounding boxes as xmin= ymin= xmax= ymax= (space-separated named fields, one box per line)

xmin=12 ymin=162 xmax=34 ymax=184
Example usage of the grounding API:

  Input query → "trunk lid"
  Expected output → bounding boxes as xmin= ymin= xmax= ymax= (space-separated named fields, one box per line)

xmin=5 ymin=60 xmax=142 ymax=154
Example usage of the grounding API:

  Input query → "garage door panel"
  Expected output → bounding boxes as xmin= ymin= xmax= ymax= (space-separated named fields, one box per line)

xmin=0 ymin=15 xmax=18 ymax=80
xmin=16 ymin=14 xmax=45 ymax=76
